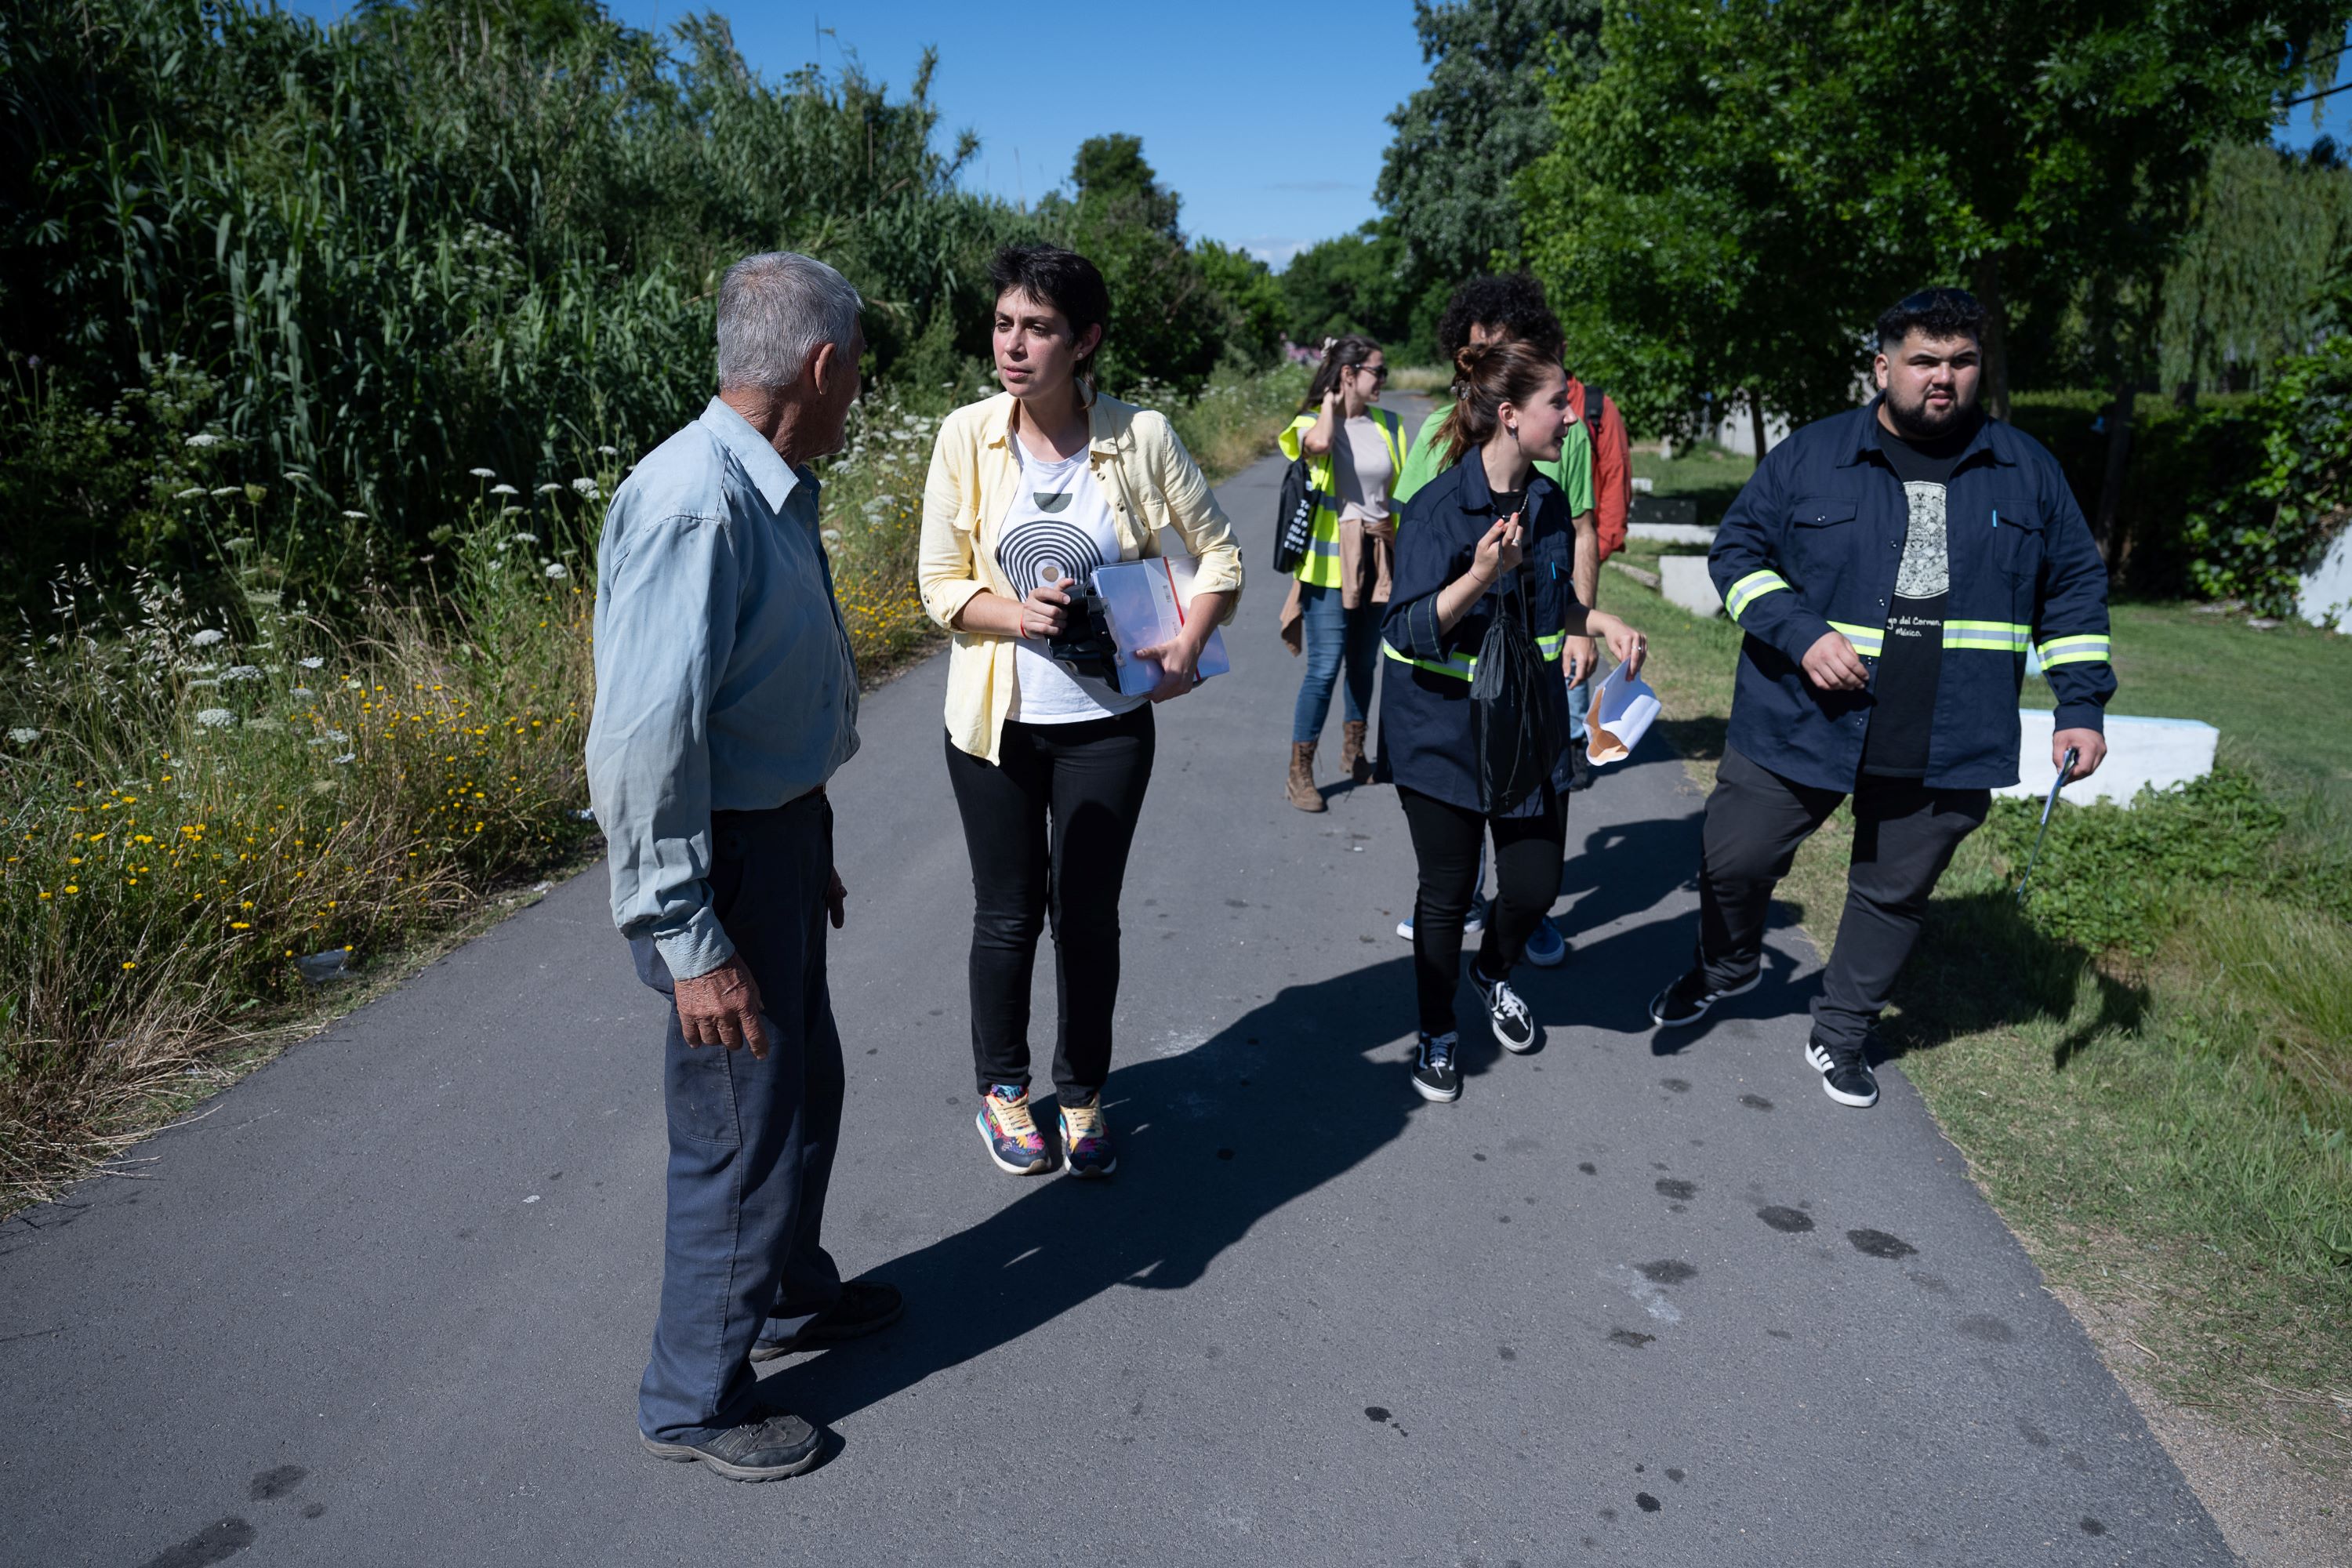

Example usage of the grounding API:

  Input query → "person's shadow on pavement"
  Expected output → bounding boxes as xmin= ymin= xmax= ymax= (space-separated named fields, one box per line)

xmin=757 ymin=958 xmax=1421 ymax=1432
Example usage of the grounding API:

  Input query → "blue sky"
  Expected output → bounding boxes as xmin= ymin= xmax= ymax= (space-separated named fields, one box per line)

xmin=283 ymin=2 xmax=2346 ymax=267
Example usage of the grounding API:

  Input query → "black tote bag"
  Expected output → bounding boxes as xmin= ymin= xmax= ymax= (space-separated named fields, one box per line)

xmin=1467 ymin=573 xmax=1564 ymax=816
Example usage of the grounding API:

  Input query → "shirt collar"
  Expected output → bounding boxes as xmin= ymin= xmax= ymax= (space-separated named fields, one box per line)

xmin=699 ymin=396 xmax=805 ymax=513
xmin=1457 ymin=450 xmax=1553 ymax=515
xmin=1841 ymin=395 xmax=2008 ymax=469
xmin=982 ymin=390 xmax=1123 ymax=457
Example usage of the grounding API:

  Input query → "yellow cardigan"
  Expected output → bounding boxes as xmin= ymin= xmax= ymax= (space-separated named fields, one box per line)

xmin=918 ymin=390 xmax=1246 ymax=764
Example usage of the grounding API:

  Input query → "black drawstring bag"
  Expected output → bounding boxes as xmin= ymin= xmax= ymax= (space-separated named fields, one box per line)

xmin=1468 ymin=572 xmax=1563 ymax=815
xmin=1272 ymin=454 xmax=1330 ymax=574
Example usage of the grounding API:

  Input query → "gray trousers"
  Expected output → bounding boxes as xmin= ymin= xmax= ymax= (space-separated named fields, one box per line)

xmin=1696 ymin=744 xmax=1988 ymax=1054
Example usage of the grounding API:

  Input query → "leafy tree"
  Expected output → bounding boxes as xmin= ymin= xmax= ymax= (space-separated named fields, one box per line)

xmin=1279 ymin=225 xmax=1417 ymax=351
xmin=2159 ymin=140 xmax=2352 ymax=395
xmin=1194 ymin=241 xmax=1287 ymax=368
xmin=1375 ymin=0 xmax=1601 ymax=290
xmin=1519 ymin=0 xmax=2350 ymax=480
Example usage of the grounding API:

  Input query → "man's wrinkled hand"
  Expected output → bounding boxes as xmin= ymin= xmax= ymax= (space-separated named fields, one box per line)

xmin=826 ymin=868 xmax=848 ymax=930
xmin=2053 ymin=728 xmax=2106 ymax=782
xmin=673 ymin=954 xmax=769 ymax=1058
xmin=1800 ymin=630 xmax=1871 ymax=692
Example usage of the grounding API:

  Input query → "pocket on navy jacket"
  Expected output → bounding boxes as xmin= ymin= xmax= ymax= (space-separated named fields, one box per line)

xmin=1787 ymin=495 xmax=1858 ymax=585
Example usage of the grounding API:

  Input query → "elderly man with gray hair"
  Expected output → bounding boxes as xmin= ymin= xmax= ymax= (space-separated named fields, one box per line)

xmin=587 ymin=250 xmax=896 ymax=1482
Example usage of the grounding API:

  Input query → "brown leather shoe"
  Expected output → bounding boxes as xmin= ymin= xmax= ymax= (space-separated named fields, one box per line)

xmin=1287 ymin=741 xmax=1326 ymax=812
xmin=1340 ymin=720 xmax=1374 ymax=784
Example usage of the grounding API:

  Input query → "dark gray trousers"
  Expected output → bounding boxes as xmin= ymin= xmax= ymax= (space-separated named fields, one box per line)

xmin=1695 ymin=744 xmax=1988 ymax=1054
xmin=636 ymin=794 xmax=845 ymax=1443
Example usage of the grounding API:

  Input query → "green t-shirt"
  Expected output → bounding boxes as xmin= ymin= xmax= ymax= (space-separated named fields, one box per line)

xmin=1392 ymin=406 xmax=1594 ymax=516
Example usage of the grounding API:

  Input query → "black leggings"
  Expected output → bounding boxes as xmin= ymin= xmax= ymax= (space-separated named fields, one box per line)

xmin=1398 ymin=786 xmax=1566 ymax=1037
xmin=944 ymin=709 xmax=1156 ymax=1099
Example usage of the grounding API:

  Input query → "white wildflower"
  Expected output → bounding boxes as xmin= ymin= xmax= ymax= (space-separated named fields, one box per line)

xmin=191 ymin=628 xmax=227 ymax=648
xmin=290 ymin=686 xmax=312 ymax=698
xmin=544 ymin=562 xmax=570 ymax=580
xmin=500 ymin=506 xmax=524 ymax=517
xmin=330 ymin=753 xmax=356 ymax=765
xmin=184 ymin=432 xmax=222 ymax=448
xmin=194 ymin=709 xmax=237 ymax=728
xmin=297 ymin=655 xmax=325 ymax=670
xmin=537 ymin=482 xmax=561 ymax=495
xmin=569 ymin=477 xmax=599 ymax=499
xmin=220 ymin=665 xmax=263 ymax=683
xmin=175 ymin=487 xmax=206 ymax=500
xmin=342 ymin=510 xmax=368 ymax=521
xmin=470 ymin=466 xmax=497 ymax=479
xmin=490 ymin=483 xmax=518 ymax=496
xmin=820 ymin=528 xmax=842 ymax=546
xmin=245 ymin=717 xmax=284 ymax=733
xmin=510 ymin=532 xmax=539 ymax=546
xmin=209 ymin=486 xmax=240 ymax=498
xmin=7 ymin=727 xmax=40 ymax=746
xmin=597 ymin=445 xmax=619 ymax=456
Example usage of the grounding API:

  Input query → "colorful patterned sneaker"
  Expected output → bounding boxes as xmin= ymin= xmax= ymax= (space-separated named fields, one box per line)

xmin=1411 ymin=1031 xmax=1461 ymax=1102
xmin=976 ymin=1085 xmax=1051 ymax=1175
xmin=1058 ymin=1095 xmax=1117 ymax=1178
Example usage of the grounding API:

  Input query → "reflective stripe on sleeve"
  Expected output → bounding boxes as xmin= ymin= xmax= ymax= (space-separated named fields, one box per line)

xmin=1944 ymin=619 xmax=2031 ymax=652
xmin=2037 ymin=633 xmax=2111 ymax=668
xmin=1536 ymin=631 xmax=1566 ymax=659
xmin=1724 ymin=570 xmax=1791 ymax=620
xmin=1381 ymin=641 xmax=1475 ymax=681
xmin=1826 ymin=619 xmax=1886 ymax=657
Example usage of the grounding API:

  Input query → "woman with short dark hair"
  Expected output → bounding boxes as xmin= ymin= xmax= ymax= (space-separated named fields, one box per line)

xmin=917 ymin=242 xmax=1244 ymax=1178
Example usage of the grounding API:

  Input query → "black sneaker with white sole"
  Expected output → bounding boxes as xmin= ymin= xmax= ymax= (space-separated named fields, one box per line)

xmin=1646 ymin=964 xmax=1762 ymax=1028
xmin=1805 ymin=1036 xmax=1880 ymax=1108
xmin=1472 ymin=967 xmax=1539 ymax=1053
xmin=1411 ymin=1031 xmax=1461 ymax=1102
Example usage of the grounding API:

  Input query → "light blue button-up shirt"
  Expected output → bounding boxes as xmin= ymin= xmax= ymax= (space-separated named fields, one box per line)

xmin=586 ymin=397 xmax=860 ymax=981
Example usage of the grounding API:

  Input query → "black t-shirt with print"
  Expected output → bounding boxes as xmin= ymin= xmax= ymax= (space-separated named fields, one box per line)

xmin=1860 ymin=413 xmax=1980 ymax=778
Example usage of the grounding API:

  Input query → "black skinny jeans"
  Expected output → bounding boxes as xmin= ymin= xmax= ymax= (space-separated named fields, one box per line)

xmin=944 ymin=708 xmax=1156 ymax=1100
xmin=1398 ymin=786 xmax=1566 ymax=1037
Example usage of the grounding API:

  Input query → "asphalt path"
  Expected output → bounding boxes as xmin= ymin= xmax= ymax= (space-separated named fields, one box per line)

xmin=2 ymin=419 xmax=2229 ymax=1566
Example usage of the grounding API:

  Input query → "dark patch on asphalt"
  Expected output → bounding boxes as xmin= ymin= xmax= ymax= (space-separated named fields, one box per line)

xmin=1766 ymin=1328 xmax=1793 ymax=1340
xmin=1958 ymin=1314 xmax=2016 ymax=1344
xmin=1654 ymin=1178 xmax=1697 ymax=1200
xmin=1757 ymin=1206 xmax=1813 ymax=1233
xmin=1740 ymin=1093 xmax=1773 ymax=1109
xmin=246 ymin=1466 xmax=304 ymax=1501
xmin=1666 ymin=1467 xmax=1686 ymax=1483
xmin=546 ymin=1170 xmax=562 ymax=1181
xmin=1224 ymin=898 xmax=1247 ymax=908
xmin=1635 ymin=1492 xmax=1661 ymax=1512
xmin=456 ymin=1228 xmax=474 ymax=1240
xmin=137 ymin=1518 xmax=258 ymax=1568
xmin=1497 ymin=1214 xmax=1511 ymax=1223
xmin=1606 ymin=1328 xmax=1655 ymax=1349
xmin=1498 ymin=1346 xmax=1516 ymax=1360
xmin=1659 ymin=1078 xmax=1690 ymax=1093
xmin=1598 ymin=1508 xmax=1617 ymax=1521
xmin=1636 ymin=1260 xmax=1697 ymax=1285
xmin=1846 ymin=1228 xmax=1918 ymax=1260
xmin=2017 ymin=1418 xmax=2051 ymax=1448
xmin=1473 ymin=1152 xmax=1487 ymax=1162
xmin=299 ymin=1504 xmax=325 ymax=1520
xmin=1577 ymin=1163 xmax=1597 ymax=1175
xmin=2080 ymin=1518 xmax=2107 ymax=1537
xmin=1365 ymin=1406 xmax=1389 ymax=1421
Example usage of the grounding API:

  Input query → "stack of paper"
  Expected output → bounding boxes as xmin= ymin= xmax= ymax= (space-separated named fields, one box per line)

xmin=1092 ymin=552 xmax=1232 ymax=698
xmin=1585 ymin=660 xmax=1661 ymax=766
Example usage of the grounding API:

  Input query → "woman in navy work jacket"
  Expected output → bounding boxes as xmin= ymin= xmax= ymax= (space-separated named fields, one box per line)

xmin=1380 ymin=339 xmax=1647 ymax=1104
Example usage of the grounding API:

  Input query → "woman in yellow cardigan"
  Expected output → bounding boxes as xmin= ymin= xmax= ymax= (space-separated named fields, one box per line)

xmin=917 ymin=244 xmax=1243 ymax=1181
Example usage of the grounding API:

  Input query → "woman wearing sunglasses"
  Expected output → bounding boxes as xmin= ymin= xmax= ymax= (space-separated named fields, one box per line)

xmin=1277 ymin=335 xmax=1407 ymax=811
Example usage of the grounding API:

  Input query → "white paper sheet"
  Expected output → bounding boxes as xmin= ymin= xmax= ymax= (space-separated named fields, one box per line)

xmin=1585 ymin=659 xmax=1661 ymax=765
xmin=1092 ymin=553 xmax=1232 ymax=697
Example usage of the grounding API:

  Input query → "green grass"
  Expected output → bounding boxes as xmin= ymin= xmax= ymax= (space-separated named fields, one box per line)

xmin=1628 ymin=441 xmax=1757 ymax=528
xmin=1607 ymin=506 xmax=2352 ymax=1473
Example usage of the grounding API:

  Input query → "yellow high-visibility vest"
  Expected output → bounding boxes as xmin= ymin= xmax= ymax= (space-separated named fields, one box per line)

xmin=1277 ymin=408 xmax=1408 ymax=589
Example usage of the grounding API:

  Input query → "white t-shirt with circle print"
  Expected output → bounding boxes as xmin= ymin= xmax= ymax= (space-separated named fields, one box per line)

xmin=996 ymin=444 xmax=1145 ymax=724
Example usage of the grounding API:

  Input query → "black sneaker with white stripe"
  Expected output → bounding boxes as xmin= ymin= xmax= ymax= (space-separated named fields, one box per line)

xmin=1411 ymin=1031 xmax=1461 ymax=1102
xmin=1805 ymin=1035 xmax=1879 ymax=1108
xmin=1646 ymin=964 xmax=1762 ymax=1028
xmin=1472 ymin=967 xmax=1539 ymax=1053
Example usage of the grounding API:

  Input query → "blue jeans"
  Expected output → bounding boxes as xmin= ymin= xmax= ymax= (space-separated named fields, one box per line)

xmin=1567 ymin=670 xmax=1592 ymax=742
xmin=637 ymin=794 xmax=845 ymax=1443
xmin=1291 ymin=582 xmax=1381 ymax=746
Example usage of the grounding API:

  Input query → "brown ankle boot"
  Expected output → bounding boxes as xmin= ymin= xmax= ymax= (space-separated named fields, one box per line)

xmin=1340 ymin=720 xmax=1374 ymax=784
xmin=1287 ymin=741 xmax=1326 ymax=812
